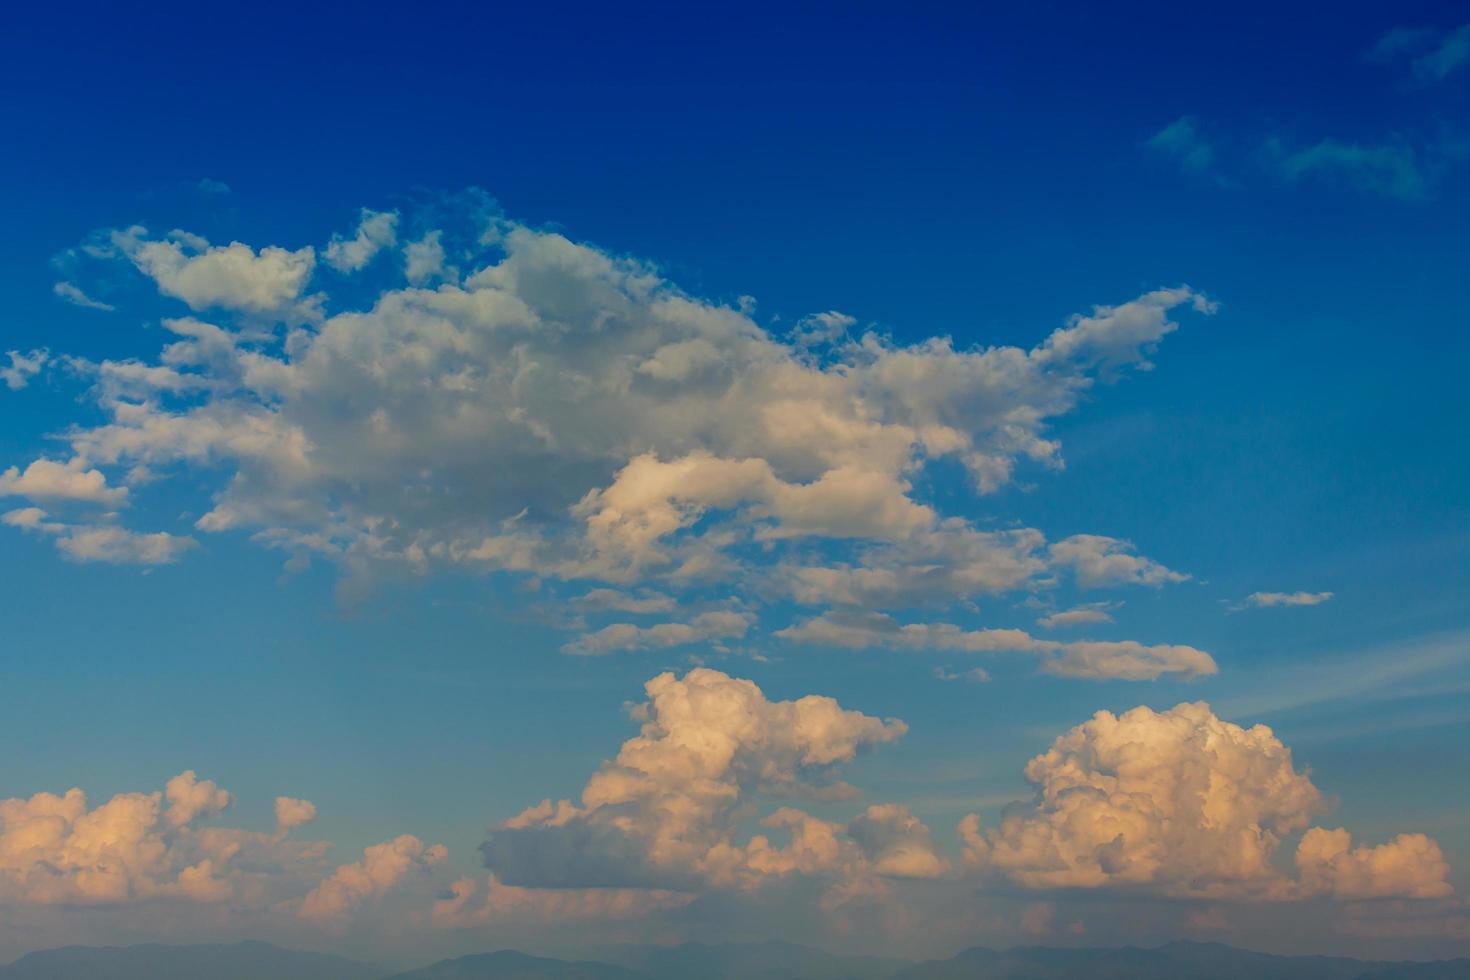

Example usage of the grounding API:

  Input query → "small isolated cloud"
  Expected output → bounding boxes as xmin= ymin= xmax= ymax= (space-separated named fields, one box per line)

xmin=196 ymin=177 xmax=231 ymax=195
xmin=1237 ymin=590 xmax=1334 ymax=610
xmin=325 ymin=208 xmax=399 ymax=274
xmin=1037 ymin=602 xmax=1118 ymax=630
xmin=1 ymin=349 xmax=48 ymax=390
xmin=960 ymin=702 xmax=1451 ymax=900
xmin=933 ymin=665 xmax=990 ymax=683
xmin=53 ymin=281 xmax=114 ymax=311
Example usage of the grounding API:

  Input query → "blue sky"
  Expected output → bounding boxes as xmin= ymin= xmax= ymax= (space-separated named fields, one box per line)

xmin=1 ymin=0 xmax=1468 ymax=965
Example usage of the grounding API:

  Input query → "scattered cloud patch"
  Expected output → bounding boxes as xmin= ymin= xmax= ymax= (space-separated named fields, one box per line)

xmin=1 ymin=349 xmax=49 ymax=391
xmin=3 ymin=507 xmax=195 ymax=564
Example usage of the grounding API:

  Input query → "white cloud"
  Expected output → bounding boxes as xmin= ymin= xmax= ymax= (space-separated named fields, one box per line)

xmin=0 ymin=458 xmax=129 ymax=506
xmin=1240 ymin=590 xmax=1334 ymax=609
xmin=1 ymin=350 xmax=48 ymax=391
xmin=325 ymin=209 xmax=399 ymax=273
xmin=960 ymin=702 xmax=1450 ymax=899
xmin=53 ymin=281 xmax=114 ymax=311
xmin=777 ymin=610 xmax=1216 ymax=682
xmin=114 ymin=226 xmax=317 ymax=317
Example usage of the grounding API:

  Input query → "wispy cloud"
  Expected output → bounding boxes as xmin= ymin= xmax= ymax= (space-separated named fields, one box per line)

xmin=1234 ymin=590 xmax=1335 ymax=610
xmin=1217 ymin=628 xmax=1470 ymax=720
xmin=1143 ymin=116 xmax=1232 ymax=186
xmin=1263 ymin=137 xmax=1431 ymax=202
xmin=1036 ymin=601 xmax=1118 ymax=629
xmin=52 ymin=280 xmax=114 ymax=311
xmin=1370 ymin=22 xmax=1470 ymax=83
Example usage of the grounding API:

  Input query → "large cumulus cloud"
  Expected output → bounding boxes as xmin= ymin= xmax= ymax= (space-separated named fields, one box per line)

xmin=480 ymin=668 xmax=942 ymax=901
xmin=960 ymin=702 xmax=1451 ymax=900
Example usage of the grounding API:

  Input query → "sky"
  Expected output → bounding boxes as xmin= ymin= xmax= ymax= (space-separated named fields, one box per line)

xmin=1 ymin=0 xmax=1469 ymax=967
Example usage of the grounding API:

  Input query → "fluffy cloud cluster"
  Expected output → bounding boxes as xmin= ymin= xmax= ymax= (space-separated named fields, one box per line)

xmin=8 ymin=198 xmax=1216 ymax=670
xmin=0 ymin=771 xmax=444 ymax=929
xmin=960 ymin=702 xmax=1450 ymax=900
xmin=481 ymin=668 xmax=942 ymax=902
xmin=0 ymin=772 xmax=294 ymax=906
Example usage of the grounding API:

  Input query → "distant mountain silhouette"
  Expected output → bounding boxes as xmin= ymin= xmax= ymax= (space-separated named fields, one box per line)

xmin=4 ymin=938 xmax=1467 ymax=979
xmin=383 ymin=949 xmax=645 ymax=979
xmin=0 ymin=940 xmax=376 ymax=980
xmin=893 ymin=941 xmax=1470 ymax=980
xmin=598 ymin=940 xmax=909 ymax=979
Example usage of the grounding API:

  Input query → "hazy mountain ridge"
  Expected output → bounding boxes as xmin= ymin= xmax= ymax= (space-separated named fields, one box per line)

xmin=0 ymin=940 xmax=377 ymax=980
xmin=3 ymin=939 xmax=1467 ymax=979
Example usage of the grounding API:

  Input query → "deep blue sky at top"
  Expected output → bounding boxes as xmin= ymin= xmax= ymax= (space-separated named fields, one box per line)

xmin=0 ymin=0 xmax=1467 ymax=883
